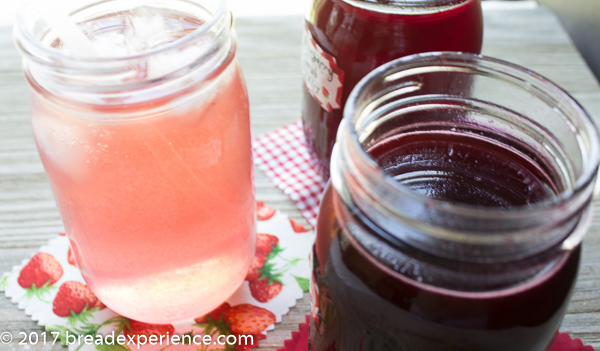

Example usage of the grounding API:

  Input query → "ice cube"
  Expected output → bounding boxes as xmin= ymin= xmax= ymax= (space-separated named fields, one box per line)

xmin=128 ymin=6 xmax=167 ymax=52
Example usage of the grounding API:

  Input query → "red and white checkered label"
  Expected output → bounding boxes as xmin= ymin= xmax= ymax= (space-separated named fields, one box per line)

xmin=253 ymin=121 xmax=327 ymax=226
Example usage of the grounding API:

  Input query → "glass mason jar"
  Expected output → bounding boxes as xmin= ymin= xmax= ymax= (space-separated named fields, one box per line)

xmin=14 ymin=0 xmax=255 ymax=323
xmin=301 ymin=0 xmax=483 ymax=178
xmin=310 ymin=52 xmax=600 ymax=350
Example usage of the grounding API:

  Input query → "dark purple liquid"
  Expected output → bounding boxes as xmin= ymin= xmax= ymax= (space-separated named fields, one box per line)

xmin=369 ymin=131 xmax=558 ymax=206
xmin=310 ymin=132 xmax=580 ymax=350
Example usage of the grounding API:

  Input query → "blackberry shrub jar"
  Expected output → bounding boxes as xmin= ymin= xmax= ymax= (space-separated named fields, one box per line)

xmin=301 ymin=0 xmax=483 ymax=177
xmin=309 ymin=53 xmax=600 ymax=351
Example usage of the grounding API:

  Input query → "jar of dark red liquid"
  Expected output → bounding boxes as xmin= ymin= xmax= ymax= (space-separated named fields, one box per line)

xmin=309 ymin=52 xmax=600 ymax=351
xmin=301 ymin=0 xmax=483 ymax=177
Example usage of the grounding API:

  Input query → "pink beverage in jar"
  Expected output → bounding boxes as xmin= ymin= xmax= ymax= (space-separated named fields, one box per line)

xmin=14 ymin=1 xmax=255 ymax=323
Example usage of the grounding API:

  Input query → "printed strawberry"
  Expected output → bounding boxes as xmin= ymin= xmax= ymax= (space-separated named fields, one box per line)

xmin=246 ymin=234 xmax=280 ymax=281
xmin=194 ymin=302 xmax=231 ymax=324
xmin=290 ymin=219 xmax=312 ymax=233
xmin=224 ymin=304 xmax=276 ymax=335
xmin=124 ymin=320 xmax=175 ymax=343
xmin=67 ymin=248 xmax=77 ymax=267
xmin=18 ymin=252 xmax=63 ymax=289
xmin=249 ymin=278 xmax=283 ymax=303
xmin=52 ymin=281 xmax=103 ymax=319
xmin=249 ymin=252 xmax=285 ymax=303
xmin=256 ymin=234 xmax=279 ymax=257
xmin=245 ymin=254 xmax=267 ymax=281
xmin=193 ymin=303 xmax=236 ymax=350
xmin=256 ymin=201 xmax=276 ymax=221
xmin=322 ymin=86 xmax=330 ymax=98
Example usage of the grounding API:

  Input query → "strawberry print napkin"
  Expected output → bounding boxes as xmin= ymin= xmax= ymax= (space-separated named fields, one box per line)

xmin=277 ymin=316 xmax=594 ymax=351
xmin=1 ymin=202 xmax=315 ymax=351
xmin=253 ymin=121 xmax=327 ymax=227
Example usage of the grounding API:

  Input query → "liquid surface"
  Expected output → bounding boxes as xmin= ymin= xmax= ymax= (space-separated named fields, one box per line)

xmin=32 ymin=11 xmax=254 ymax=323
xmin=301 ymin=0 xmax=483 ymax=175
xmin=368 ymin=131 xmax=557 ymax=206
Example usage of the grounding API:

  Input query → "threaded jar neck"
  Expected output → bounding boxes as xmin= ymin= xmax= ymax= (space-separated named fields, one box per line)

xmin=14 ymin=0 xmax=234 ymax=108
xmin=340 ymin=0 xmax=475 ymax=15
xmin=331 ymin=52 xmax=600 ymax=264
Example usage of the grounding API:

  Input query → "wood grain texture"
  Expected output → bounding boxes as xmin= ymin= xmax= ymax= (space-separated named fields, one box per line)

xmin=1 ymin=4 xmax=600 ymax=350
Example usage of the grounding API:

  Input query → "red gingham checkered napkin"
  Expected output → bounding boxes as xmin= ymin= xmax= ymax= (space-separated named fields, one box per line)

xmin=253 ymin=121 xmax=327 ymax=226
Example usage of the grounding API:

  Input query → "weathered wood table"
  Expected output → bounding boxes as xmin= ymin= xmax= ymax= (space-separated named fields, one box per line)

xmin=1 ymin=2 xmax=600 ymax=350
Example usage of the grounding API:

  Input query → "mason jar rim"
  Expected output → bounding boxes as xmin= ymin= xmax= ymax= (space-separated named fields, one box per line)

xmin=340 ymin=0 xmax=473 ymax=15
xmin=14 ymin=0 xmax=228 ymax=63
xmin=340 ymin=51 xmax=600 ymax=221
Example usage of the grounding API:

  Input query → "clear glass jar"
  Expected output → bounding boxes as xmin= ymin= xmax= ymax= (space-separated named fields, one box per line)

xmin=310 ymin=52 xmax=600 ymax=350
xmin=301 ymin=0 xmax=483 ymax=177
xmin=14 ymin=0 xmax=255 ymax=323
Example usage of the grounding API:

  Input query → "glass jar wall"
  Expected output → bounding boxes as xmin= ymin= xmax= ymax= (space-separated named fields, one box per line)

xmin=310 ymin=52 xmax=600 ymax=350
xmin=301 ymin=0 xmax=483 ymax=177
